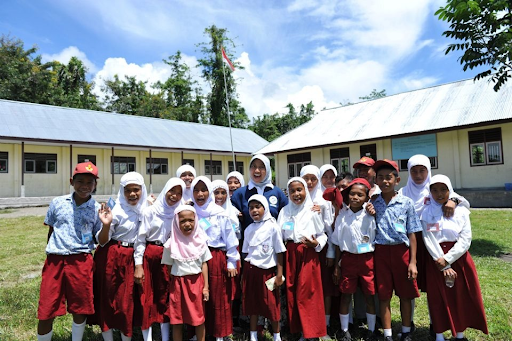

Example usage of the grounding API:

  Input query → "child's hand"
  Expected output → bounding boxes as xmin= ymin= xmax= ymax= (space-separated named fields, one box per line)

xmin=407 ymin=263 xmax=418 ymax=280
xmin=332 ymin=265 xmax=341 ymax=285
xmin=301 ymin=235 xmax=319 ymax=248
xmin=274 ymin=275 xmax=284 ymax=287
xmin=443 ymin=268 xmax=457 ymax=279
xmin=326 ymin=258 xmax=334 ymax=267
xmin=98 ymin=204 xmax=113 ymax=225
xmin=227 ymin=268 xmax=238 ymax=277
xmin=311 ymin=204 xmax=321 ymax=214
xmin=365 ymin=202 xmax=376 ymax=216
xmin=435 ymin=257 xmax=449 ymax=271
xmin=147 ymin=194 xmax=156 ymax=205
xmin=203 ymin=288 xmax=210 ymax=301
xmin=134 ymin=265 xmax=144 ymax=286
xmin=442 ymin=200 xmax=456 ymax=218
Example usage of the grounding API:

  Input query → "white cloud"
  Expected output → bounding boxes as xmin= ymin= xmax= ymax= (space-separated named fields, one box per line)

xmin=42 ymin=46 xmax=98 ymax=73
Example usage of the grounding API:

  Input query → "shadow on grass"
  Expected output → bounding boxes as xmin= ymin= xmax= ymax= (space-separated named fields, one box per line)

xmin=470 ymin=239 xmax=505 ymax=257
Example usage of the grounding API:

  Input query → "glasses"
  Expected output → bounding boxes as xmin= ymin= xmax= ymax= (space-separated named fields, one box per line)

xmin=250 ymin=165 xmax=266 ymax=170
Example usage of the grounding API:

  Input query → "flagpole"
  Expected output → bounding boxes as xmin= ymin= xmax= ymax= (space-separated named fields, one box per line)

xmin=221 ymin=47 xmax=237 ymax=170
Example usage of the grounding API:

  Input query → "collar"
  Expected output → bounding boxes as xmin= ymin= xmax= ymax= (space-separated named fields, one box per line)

xmin=247 ymin=182 xmax=274 ymax=191
xmin=69 ymin=193 xmax=95 ymax=208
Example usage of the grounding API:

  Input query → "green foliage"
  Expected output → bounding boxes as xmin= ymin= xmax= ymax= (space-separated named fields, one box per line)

xmin=359 ymin=88 xmax=386 ymax=101
xmin=436 ymin=0 xmax=512 ymax=91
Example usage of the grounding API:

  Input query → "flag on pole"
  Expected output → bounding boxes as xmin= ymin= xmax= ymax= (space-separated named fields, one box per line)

xmin=222 ymin=47 xmax=235 ymax=71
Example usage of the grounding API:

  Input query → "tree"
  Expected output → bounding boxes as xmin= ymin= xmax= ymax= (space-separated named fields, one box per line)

xmin=197 ymin=25 xmax=249 ymax=128
xmin=436 ymin=0 xmax=512 ymax=91
xmin=359 ymin=88 xmax=386 ymax=101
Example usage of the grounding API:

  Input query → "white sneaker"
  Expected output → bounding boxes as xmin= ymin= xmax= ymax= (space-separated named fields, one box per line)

xmin=189 ymin=336 xmax=197 ymax=341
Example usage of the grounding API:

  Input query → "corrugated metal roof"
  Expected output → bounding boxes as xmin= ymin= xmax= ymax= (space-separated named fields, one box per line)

xmin=0 ymin=100 xmax=268 ymax=154
xmin=256 ymin=78 xmax=512 ymax=154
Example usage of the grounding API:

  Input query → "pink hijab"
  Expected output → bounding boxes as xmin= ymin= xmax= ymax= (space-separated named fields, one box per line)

xmin=163 ymin=205 xmax=208 ymax=261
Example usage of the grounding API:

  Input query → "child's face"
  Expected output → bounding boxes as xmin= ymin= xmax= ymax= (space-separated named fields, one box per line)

xmin=165 ymin=185 xmax=183 ymax=206
xmin=227 ymin=176 xmax=242 ymax=196
xmin=178 ymin=210 xmax=195 ymax=236
xmin=214 ymin=188 xmax=228 ymax=206
xmin=336 ymin=178 xmax=351 ymax=191
xmin=376 ymin=169 xmax=400 ymax=194
xmin=180 ymin=171 xmax=195 ymax=189
xmin=249 ymin=200 xmax=265 ymax=221
xmin=70 ymin=174 xmax=97 ymax=201
xmin=124 ymin=184 xmax=142 ymax=205
xmin=430 ymin=183 xmax=450 ymax=205
xmin=302 ymin=174 xmax=318 ymax=193
xmin=250 ymin=159 xmax=267 ymax=183
xmin=193 ymin=181 xmax=209 ymax=206
xmin=410 ymin=165 xmax=429 ymax=185
xmin=321 ymin=170 xmax=336 ymax=189
xmin=356 ymin=166 xmax=375 ymax=183
xmin=348 ymin=184 xmax=368 ymax=210
xmin=288 ymin=181 xmax=306 ymax=205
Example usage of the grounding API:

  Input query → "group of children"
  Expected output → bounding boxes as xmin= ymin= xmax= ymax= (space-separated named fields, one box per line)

xmin=36 ymin=154 xmax=488 ymax=341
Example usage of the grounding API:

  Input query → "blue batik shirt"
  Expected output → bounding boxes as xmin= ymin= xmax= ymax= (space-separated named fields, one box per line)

xmin=44 ymin=194 xmax=102 ymax=255
xmin=373 ymin=193 xmax=422 ymax=246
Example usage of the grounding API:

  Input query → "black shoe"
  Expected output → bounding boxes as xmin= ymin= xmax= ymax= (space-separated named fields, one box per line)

xmin=429 ymin=324 xmax=435 ymax=338
xmin=383 ymin=336 xmax=393 ymax=341
xmin=410 ymin=321 xmax=416 ymax=333
xmin=335 ymin=330 xmax=352 ymax=341
xmin=326 ymin=325 xmax=336 ymax=338
xmin=364 ymin=330 xmax=380 ymax=341
xmin=400 ymin=332 xmax=412 ymax=341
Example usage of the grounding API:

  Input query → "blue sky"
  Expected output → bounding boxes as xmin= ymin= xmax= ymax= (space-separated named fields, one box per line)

xmin=1 ymin=0 xmax=482 ymax=120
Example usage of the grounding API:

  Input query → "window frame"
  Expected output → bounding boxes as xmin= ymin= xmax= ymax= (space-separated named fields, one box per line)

xmin=205 ymin=160 xmax=222 ymax=175
xmin=23 ymin=153 xmax=57 ymax=174
xmin=111 ymin=156 xmax=136 ymax=174
xmin=228 ymin=161 xmax=244 ymax=174
xmin=146 ymin=157 xmax=169 ymax=175
xmin=398 ymin=156 xmax=438 ymax=171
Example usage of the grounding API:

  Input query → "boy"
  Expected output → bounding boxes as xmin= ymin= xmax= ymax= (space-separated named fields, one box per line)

xmin=37 ymin=162 xmax=112 ymax=341
xmin=372 ymin=159 xmax=421 ymax=341
xmin=352 ymin=157 xmax=380 ymax=197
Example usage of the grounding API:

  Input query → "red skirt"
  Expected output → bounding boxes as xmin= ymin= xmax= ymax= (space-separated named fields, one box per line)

xmin=168 ymin=273 xmax=206 ymax=326
xmin=205 ymin=248 xmax=234 ymax=337
xmin=285 ymin=242 xmax=326 ymax=338
xmin=242 ymin=263 xmax=280 ymax=321
xmin=319 ymin=246 xmax=339 ymax=297
xmin=141 ymin=243 xmax=170 ymax=329
xmin=426 ymin=242 xmax=488 ymax=335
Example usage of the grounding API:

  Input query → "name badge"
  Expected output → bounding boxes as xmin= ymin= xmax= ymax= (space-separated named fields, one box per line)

xmin=426 ymin=222 xmax=441 ymax=232
xmin=423 ymin=197 xmax=430 ymax=205
xmin=357 ymin=243 xmax=371 ymax=253
xmin=394 ymin=217 xmax=406 ymax=233
xmin=282 ymin=221 xmax=294 ymax=231
xmin=81 ymin=223 xmax=93 ymax=244
xmin=199 ymin=218 xmax=212 ymax=231
xmin=232 ymin=223 xmax=237 ymax=231
xmin=107 ymin=197 xmax=116 ymax=209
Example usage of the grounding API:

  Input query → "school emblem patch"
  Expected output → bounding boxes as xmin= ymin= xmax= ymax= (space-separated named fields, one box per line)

xmin=268 ymin=196 xmax=278 ymax=206
xmin=262 ymin=244 xmax=270 ymax=254
xmin=85 ymin=164 xmax=93 ymax=172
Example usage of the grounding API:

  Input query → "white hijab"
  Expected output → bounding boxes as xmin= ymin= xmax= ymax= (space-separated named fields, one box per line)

xmin=246 ymin=194 xmax=276 ymax=246
xmin=190 ymin=176 xmax=226 ymax=219
xmin=226 ymin=171 xmax=245 ymax=188
xmin=300 ymin=165 xmax=324 ymax=204
xmin=152 ymin=177 xmax=186 ymax=219
xmin=401 ymin=154 xmax=431 ymax=214
xmin=280 ymin=177 xmax=314 ymax=219
xmin=248 ymin=154 xmax=273 ymax=195
xmin=113 ymin=171 xmax=148 ymax=222
xmin=211 ymin=179 xmax=239 ymax=223
xmin=319 ymin=164 xmax=338 ymax=192
xmin=176 ymin=164 xmax=196 ymax=201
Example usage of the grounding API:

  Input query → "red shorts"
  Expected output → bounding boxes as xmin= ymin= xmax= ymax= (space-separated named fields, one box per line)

xmin=38 ymin=253 xmax=94 ymax=320
xmin=374 ymin=244 xmax=419 ymax=300
xmin=339 ymin=252 xmax=375 ymax=295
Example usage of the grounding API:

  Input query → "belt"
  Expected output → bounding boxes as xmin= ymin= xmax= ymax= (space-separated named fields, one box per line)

xmin=147 ymin=240 xmax=164 ymax=246
xmin=112 ymin=239 xmax=134 ymax=248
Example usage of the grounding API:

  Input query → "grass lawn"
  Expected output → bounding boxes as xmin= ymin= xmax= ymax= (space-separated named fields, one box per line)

xmin=0 ymin=210 xmax=511 ymax=341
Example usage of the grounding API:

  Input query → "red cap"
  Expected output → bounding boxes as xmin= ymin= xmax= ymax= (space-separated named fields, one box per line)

xmin=341 ymin=178 xmax=371 ymax=205
xmin=322 ymin=187 xmax=343 ymax=208
xmin=353 ymin=156 xmax=375 ymax=168
xmin=72 ymin=162 xmax=99 ymax=178
xmin=373 ymin=159 xmax=399 ymax=174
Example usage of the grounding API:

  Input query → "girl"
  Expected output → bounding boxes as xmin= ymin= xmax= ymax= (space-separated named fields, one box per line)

xmin=211 ymin=180 xmax=241 ymax=239
xmin=161 ymin=205 xmax=211 ymax=341
xmin=191 ymin=176 xmax=240 ymax=341
xmin=300 ymin=165 xmax=335 ymax=338
xmin=278 ymin=177 xmax=327 ymax=339
xmin=134 ymin=178 xmax=186 ymax=341
xmin=176 ymin=164 xmax=196 ymax=202
xmin=91 ymin=172 xmax=148 ymax=341
xmin=242 ymin=195 xmax=286 ymax=341
xmin=226 ymin=171 xmax=245 ymax=198
xmin=319 ymin=164 xmax=337 ymax=192
xmin=421 ymin=175 xmax=488 ymax=341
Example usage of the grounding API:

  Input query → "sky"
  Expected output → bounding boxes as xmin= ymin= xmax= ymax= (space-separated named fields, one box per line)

xmin=1 ymin=0 xmax=483 ymax=120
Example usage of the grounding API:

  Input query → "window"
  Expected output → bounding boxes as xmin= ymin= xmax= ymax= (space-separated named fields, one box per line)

xmin=146 ymin=158 xmax=168 ymax=174
xmin=205 ymin=160 xmax=222 ymax=175
xmin=398 ymin=156 xmax=438 ymax=171
xmin=468 ymin=128 xmax=503 ymax=166
xmin=24 ymin=153 xmax=57 ymax=173
xmin=78 ymin=154 xmax=97 ymax=165
xmin=182 ymin=159 xmax=195 ymax=167
xmin=0 ymin=152 xmax=7 ymax=173
xmin=330 ymin=148 xmax=350 ymax=174
xmin=228 ymin=161 xmax=244 ymax=174
xmin=111 ymin=156 xmax=136 ymax=174
xmin=287 ymin=152 xmax=311 ymax=178
xmin=360 ymin=144 xmax=377 ymax=160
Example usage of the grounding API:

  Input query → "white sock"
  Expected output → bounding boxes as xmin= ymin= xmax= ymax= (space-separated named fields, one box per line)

xmin=121 ymin=333 xmax=132 ymax=341
xmin=37 ymin=330 xmax=53 ymax=341
xmin=161 ymin=322 xmax=171 ymax=341
xmin=339 ymin=313 xmax=349 ymax=332
xmin=102 ymin=329 xmax=114 ymax=341
xmin=402 ymin=325 xmax=411 ymax=333
xmin=348 ymin=299 xmax=354 ymax=324
xmin=71 ymin=320 xmax=87 ymax=341
xmin=216 ymin=337 xmax=223 ymax=341
xmin=411 ymin=298 xmax=416 ymax=322
xmin=366 ymin=313 xmax=376 ymax=332
xmin=142 ymin=326 xmax=153 ymax=341
xmin=456 ymin=332 xmax=464 ymax=339
xmin=384 ymin=329 xmax=392 ymax=337
xmin=273 ymin=333 xmax=281 ymax=341
xmin=436 ymin=333 xmax=445 ymax=341
xmin=250 ymin=331 xmax=258 ymax=341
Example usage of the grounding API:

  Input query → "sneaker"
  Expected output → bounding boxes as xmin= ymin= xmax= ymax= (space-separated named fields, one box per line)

xmin=383 ymin=336 xmax=393 ymax=341
xmin=190 ymin=336 xmax=197 ymax=341
xmin=335 ymin=330 xmax=352 ymax=341
xmin=364 ymin=330 xmax=379 ymax=341
xmin=400 ymin=332 xmax=412 ymax=341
